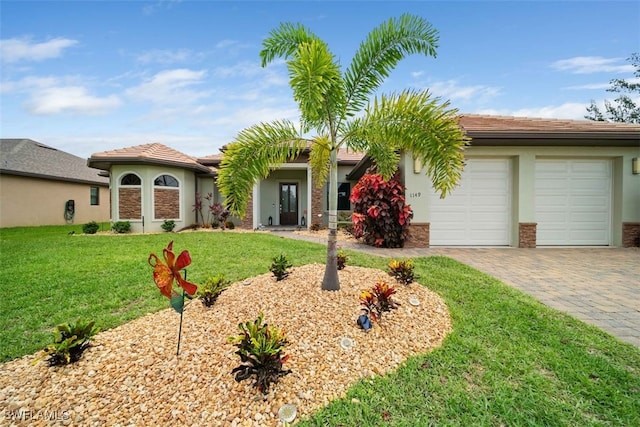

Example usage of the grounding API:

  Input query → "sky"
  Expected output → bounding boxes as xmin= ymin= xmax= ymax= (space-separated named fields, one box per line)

xmin=1 ymin=1 xmax=639 ymax=159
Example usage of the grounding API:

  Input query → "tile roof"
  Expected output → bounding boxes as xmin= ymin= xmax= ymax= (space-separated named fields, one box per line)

xmin=198 ymin=147 xmax=365 ymax=166
xmin=0 ymin=139 xmax=108 ymax=185
xmin=88 ymin=143 xmax=214 ymax=174
xmin=458 ymin=114 xmax=640 ymax=137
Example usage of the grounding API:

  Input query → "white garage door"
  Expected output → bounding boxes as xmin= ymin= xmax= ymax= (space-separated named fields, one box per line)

xmin=535 ymin=159 xmax=611 ymax=245
xmin=429 ymin=159 xmax=511 ymax=245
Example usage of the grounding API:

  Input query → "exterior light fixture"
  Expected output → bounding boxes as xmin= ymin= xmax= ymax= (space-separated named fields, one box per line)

xmin=413 ymin=157 xmax=422 ymax=174
xmin=633 ymin=157 xmax=639 ymax=175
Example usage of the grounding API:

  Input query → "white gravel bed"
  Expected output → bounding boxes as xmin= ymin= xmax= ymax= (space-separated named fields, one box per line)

xmin=0 ymin=264 xmax=451 ymax=426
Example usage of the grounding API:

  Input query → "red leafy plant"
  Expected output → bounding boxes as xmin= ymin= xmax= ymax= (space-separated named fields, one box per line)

xmin=359 ymin=281 xmax=399 ymax=322
xmin=350 ymin=172 xmax=413 ymax=248
xmin=228 ymin=313 xmax=291 ymax=393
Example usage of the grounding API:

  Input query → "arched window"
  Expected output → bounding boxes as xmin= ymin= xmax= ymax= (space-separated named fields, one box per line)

xmin=118 ymin=173 xmax=142 ymax=220
xmin=154 ymin=175 xmax=179 ymax=187
xmin=153 ymin=174 xmax=180 ymax=220
xmin=120 ymin=173 xmax=141 ymax=186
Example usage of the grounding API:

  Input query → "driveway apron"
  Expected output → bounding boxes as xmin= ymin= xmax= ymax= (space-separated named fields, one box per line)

xmin=274 ymin=232 xmax=640 ymax=347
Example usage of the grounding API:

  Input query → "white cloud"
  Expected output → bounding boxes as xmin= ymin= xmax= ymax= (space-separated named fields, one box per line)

xmin=0 ymin=37 xmax=78 ymax=63
xmin=136 ymin=49 xmax=199 ymax=64
xmin=551 ymin=56 xmax=634 ymax=74
xmin=564 ymin=82 xmax=611 ymax=90
xmin=142 ymin=0 xmax=183 ymax=16
xmin=26 ymin=86 xmax=122 ymax=115
xmin=476 ymin=102 xmax=590 ymax=120
xmin=215 ymin=39 xmax=252 ymax=55
xmin=126 ymin=68 xmax=210 ymax=104
xmin=428 ymin=79 xmax=501 ymax=103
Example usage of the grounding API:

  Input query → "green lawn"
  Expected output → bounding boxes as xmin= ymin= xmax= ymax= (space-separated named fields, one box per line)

xmin=1 ymin=225 xmax=638 ymax=425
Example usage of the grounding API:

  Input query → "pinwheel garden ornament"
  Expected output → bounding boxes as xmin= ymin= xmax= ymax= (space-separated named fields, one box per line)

xmin=149 ymin=241 xmax=199 ymax=355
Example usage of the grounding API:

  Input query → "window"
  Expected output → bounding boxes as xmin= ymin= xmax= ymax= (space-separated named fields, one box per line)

xmin=337 ymin=182 xmax=351 ymax=210
xmin=120 ymin=173 xmax=141 ymax=186
xmin=153 ymin=174 xmax=180 ymax=219
xmin=327 ymin=182 xmax=352 ymax=211
xmin=90 ymin=187 xmax=99 ymax=206
xmin=154 ymin=175 xmax=179 ymax=187
xmin=118 ymin=173 xmax=142 ymax=220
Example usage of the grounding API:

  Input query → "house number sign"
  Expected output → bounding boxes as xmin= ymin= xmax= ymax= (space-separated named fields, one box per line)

xmin=408 ymin=192 xmax=422 ymax=198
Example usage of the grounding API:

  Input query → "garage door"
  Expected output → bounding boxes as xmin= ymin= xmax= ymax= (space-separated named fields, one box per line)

xmin=535 ymin=159 xmax=611 ymax=245
xmin=429 ymin=159 xmax=511 ymax=245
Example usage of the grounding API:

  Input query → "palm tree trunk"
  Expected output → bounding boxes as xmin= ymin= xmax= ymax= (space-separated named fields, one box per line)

xmin=321 ymin=149 xmax=340 ymax=290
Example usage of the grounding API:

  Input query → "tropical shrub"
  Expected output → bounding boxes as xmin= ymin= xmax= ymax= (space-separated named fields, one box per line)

xmin=359 ymin=281 xmax=399 ymax=322
xmin=309 ymin=223 xmax=321 ymax=232
xmin=388 ymin=258 xmax=415 ymax=285
xmin=161 ymin=219 xmax=176 ymax=232
xmin=337 ymin=248 xmax=349 ymax=270
xmin=111 ymin=221 xmax=131 ymax=234
xmin=228 ymin=313 xmax=291 ymax=393
xmin=82 ymin=221 xmax=100 ymax=234
xmin=198 ymin=274 xmax=230 ymax=307
xmin=42 ymin=319 xmax=99 ymax=366
xmin=224 ymin=220 xmax=235 ymax=230
xmin=211 ymin=203 xmax=230 ymax=228
xmin=270 ymin=254 xmax=292 ymax=281
xmin=350 ymin=172 xmax=413 ymax=248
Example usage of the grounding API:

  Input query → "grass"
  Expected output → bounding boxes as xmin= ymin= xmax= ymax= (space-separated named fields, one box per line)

xmin=1 ymin=225 xmax=639 ymax=425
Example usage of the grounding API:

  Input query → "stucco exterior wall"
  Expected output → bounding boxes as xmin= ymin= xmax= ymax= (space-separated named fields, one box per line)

xmin=258 ymin=168 xmax=309 ymax=226
xmin=402 ymin=145 xmax=640 ymax=247
xmin=110 ymin=164 xmax=197 ymax=233
xmin=0 ymin=174 xmax=110 ymax=228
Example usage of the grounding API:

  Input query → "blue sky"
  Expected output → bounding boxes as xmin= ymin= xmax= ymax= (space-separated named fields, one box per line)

xmin=1 ymin=0 xmax=638 ymax=159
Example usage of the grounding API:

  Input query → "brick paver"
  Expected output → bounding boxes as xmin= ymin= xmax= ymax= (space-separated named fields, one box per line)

xmin=275 ymin=231 xmax=640 ymax=347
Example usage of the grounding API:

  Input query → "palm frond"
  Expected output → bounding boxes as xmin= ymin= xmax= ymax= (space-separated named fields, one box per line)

xmin=344 ymin=14 xmax=438 ymax=118
xmin=260 ymin=22 xmax=319 ymax=66
xmin=352 ymin=89 xmax=469 ymax=197
xmin=308 ymin=135 xmax=331 ymax=188
xmin=288 ymin=40 xmax=345 ymax=133
xmin=217 ymin=121 xmax=306 ymax=217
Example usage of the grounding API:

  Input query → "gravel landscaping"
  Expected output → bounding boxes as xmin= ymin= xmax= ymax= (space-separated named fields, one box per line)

xmin=0 ymin=263 xmax=451 ymax=426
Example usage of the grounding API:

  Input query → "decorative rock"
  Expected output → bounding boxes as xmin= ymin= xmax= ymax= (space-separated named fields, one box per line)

xmin=0 ymin=264 xmax=451 ymax=427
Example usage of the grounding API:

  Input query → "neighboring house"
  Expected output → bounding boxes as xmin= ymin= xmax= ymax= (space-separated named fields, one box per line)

xmin=87 ymin=115 xmax=640 ymax=247
xmin=0 ymin=139 xmax=110 ymax=228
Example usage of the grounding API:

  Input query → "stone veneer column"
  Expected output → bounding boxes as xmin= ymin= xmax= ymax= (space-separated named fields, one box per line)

xmin=240 ymin=194 xmax=253 ymax=229
xmin=405 ymin=223 xmax=430 ymax=248
xmin=622 ymin=222 xmax=640 ymax=247
xmin=518 ymin=223 xmax=537 ymax=248
xmin=311 ymin=185 xmax=323 ymax=227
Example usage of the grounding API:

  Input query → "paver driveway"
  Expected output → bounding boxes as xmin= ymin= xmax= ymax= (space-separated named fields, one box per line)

xmin=276 ymin=232 xmax=640 ymax=347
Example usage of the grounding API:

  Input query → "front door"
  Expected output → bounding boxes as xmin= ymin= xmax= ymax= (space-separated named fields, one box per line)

xmin=279 ymin=183 xmax=298 ymax=226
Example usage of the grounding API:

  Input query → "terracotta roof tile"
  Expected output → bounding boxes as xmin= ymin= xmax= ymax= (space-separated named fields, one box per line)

xmin=89 ymin=143 xmax=213 ymax=174
xmin=458 ymin=114 xmax=640 ymax=135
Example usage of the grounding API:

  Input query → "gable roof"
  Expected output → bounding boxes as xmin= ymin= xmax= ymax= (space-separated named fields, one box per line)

xmin=0 ymin=139 xmax=108 ymax=185
xmin=88 ymin=143 xmax=215 ymax=175
xmin=458 ymin=114 xmax=640 ymax=144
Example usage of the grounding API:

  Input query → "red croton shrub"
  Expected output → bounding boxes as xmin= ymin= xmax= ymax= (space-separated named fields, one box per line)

xmin=350 ymin=172 xmax=413 ymax=248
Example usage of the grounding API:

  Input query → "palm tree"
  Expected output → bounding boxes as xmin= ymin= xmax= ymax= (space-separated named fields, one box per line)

xmin=217 ymin=14 xmax=468 ymax=291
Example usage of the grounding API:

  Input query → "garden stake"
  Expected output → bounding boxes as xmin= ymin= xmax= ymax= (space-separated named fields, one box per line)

xmin=176 ymin=270 xmax=187 ymax=356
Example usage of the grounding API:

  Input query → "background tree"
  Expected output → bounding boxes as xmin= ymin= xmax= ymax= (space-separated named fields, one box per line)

xmin=585 ymin=53 xmax=639 ymax=123
xmin=217 ymin=14 xmax=468 ymax=291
